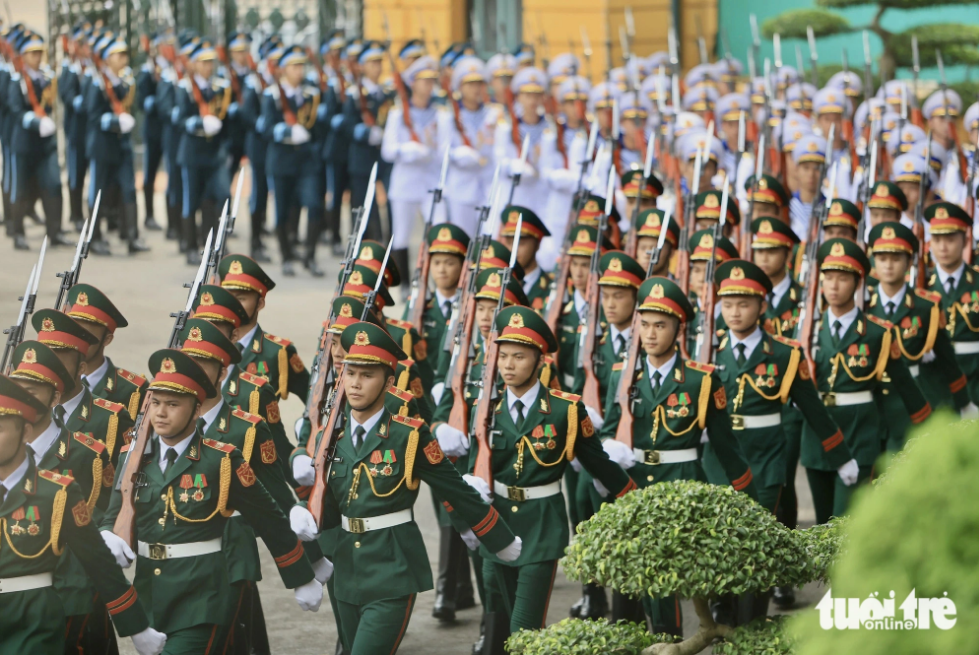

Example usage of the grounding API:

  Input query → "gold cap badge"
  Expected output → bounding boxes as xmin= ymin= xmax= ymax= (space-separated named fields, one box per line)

xmin=41 ymin=318 xmax=55 ymax=332
xmin=160 ymin=358 xmax=176 ymax=374
xmin=704 ymin=194 xmax=719 ymax=208
xmin=760 ymin=220 xmax=773 ymax=234
xmin=200 ymin=292 xmax=214 ymax=306
xmin=23 ymin=348 xmax=36 ymax=364
xmin=360 ymin=245 xmax=374 ymax=260
xmin=349 ymin=271 xmax=364 ymax=286
xmin=76 ymin=292 xmax=89 ymax=306
xmin=437 ymin=227 xmax=452 ymax=242
xmin=875 ymin=183 xmax=888 ymax=197
xmin=882 ymin=227 xmax=896 ymax=239
xmin=731 ymin=267 xmax=745 ymax=280
xmin=830 ymin=201 xmax=843 ymax=215
xmin=354 ymin=331 xmax=370 ymax=346
xmin=507 ymin=313 xmax=525 ymax=329
xmin=758 ymin=178 xmax=768 ymax=190
xmin=575 ymin=229 xmax=590 ymax=243
xmin=608 ymin=258 xmax=623 ymax=272
xmin=188 ymin=327 xmax=203 ymax=342
xmin=229 ymin=260 xmax=243 ymax=275
xmin=701 ymin=234 xmax=714 ymax=249
xmin=830 ymin=242 xmax=846 ymax=257
xmin=936 ymin=207 xmax=949 ymax=219
xmin=487 ymin=272 xmax=502 ymax=288
xmin=340 ymin=303 xmax=353 ymax=317
xmin=645 ymin=213 xmax=660 ymax=227
xmin=651 ymin=284 xmax=665 ymax=299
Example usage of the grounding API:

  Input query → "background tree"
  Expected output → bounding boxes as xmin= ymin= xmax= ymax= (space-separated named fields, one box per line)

xmin=761 ymin=1 xmax=979 ymax=84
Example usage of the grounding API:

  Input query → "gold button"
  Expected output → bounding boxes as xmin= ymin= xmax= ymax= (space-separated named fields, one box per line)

xmin=332 ymin=471 xmax=336 ymax=477
xmin=510 ymin=506 xmax=518 ymax=513
xmin=354 ymin=541 xmax=361 ymax=548
xmin=154 ymin=568 xmax=162 ymax=576
xmin=647 ymin=475 xmax=654 ymax=482
xmin=161 ymin=494 xmax=167 ymax=501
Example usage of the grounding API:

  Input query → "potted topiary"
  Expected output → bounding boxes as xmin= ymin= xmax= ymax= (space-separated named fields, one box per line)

xmin=506 ymin=619 xmax=679 ymax=655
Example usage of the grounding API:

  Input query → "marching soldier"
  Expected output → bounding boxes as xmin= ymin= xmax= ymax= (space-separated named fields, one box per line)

xmin=865 ymin=181 xmax=908 ymax=232
xmin=156 ymin=33 xmax=196 ymax=252
xmin=98 ymin=349 xmax=324 ymax=649
xmin=135 ymin=33 xmax=167 ymax=236
xmin=65 ymin=284 xmax=149 ymax=422
xmin=217 ymin=255 xmax=310 ymax=401
xmin=743 ymin=174 xmax=790 ymax=223
xmin=0 ymin=375 xmax=167 ymax=655
xmin=787 ymin=134 xmax=827 ymax=240
xmin=222 ymin=32 xmax=253 ymax=182
xmin=485 ymin=54 xmax=516 ymax=105
xmin=319 ymin=32 xmax=352 ymax=256
xmin=174 ymin=39 xmax=233 ymax=265
xmin=821 ymin=198 xmax=861 ymax=242
xmin=633 ymin=209 xmax=679 ymax=277
xmin=60 ymin=22 xmax=94 ymax=234
xmin=495 ymin=67 xmax=551 ymax=218
xmin=801 ymin=238 xmax=931 ymax=524
xmin=620 ymin=171 xmax=663 ymax=231
xmin=308 ymin=321 xmax=520 ymax=654
xmin=498 ymin=208 xmax=553 ymax=313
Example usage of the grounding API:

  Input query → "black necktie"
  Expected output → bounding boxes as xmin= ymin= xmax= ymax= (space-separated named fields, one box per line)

xmin=513 ymin=400 xmax=525 ymax=429
xmin=353 ymin=425 xmax=366 ymax=450
xmin=832 ymin=320 xmax=844 ymax=346
xmin=443 ymin=300 xmax=452 ymax=317
xmin=0 ymin=485 xmax=6 ymax=504
xmin=946 ymin=277 xmax=956 ymax=295
xmin=616 ymin=334 xmax=626 ymax=355
xmin=735 ymin=343 xmax=747 ymax=367
xmin=164 ymin=448 xmax=178 ymax=475
xmin=651 ymin=371 xmax=662 ymax=395
xmin=767 ymin=292 xmax=775 ymax=308
xmin=886 ymin=301 xmax=895 ymax=316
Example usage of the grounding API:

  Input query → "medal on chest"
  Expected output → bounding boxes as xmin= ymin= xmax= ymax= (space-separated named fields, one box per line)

xmin=9 ymin=505 xmax=41 ymax=536
xmin=666 ymin=393 xmax=691 ymax=419
xmin=847 ymin=344 xmax=870 ymax=368
xmin=900 ymin=316 xmax=920 ymax=339
xmin=754 ymin=363 xmax=778 ymax=388
xmin=369 ymin=449 xmax=397 ymax=477
xmin=531 ymin=424 xmax=557 ymax=451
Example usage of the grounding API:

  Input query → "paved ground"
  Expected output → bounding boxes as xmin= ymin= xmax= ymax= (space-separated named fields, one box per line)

xmin=1 ymin=187 xmax=823 ymax=654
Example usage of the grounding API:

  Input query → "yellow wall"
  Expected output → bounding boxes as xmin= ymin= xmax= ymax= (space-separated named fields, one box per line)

xmin=363 ymin=0 xmax=465 ymax=61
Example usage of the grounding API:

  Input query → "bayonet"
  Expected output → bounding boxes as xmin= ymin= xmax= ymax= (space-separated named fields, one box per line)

xmin=807 ymin=25 xmax=819 ymax=87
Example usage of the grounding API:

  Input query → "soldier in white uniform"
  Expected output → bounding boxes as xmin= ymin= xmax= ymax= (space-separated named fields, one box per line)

xmin=485 ymin=53 xmax=517 ymax=105
xmin=381 ymin=55 xmax=446 ymax=299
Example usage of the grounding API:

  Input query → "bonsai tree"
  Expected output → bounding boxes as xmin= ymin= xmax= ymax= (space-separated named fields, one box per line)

xmin=561 ymin=481 xmax=842 ymax=655
xmin=793 ymin=414 xmax=978 ymax=655
xmin=506 ymin=619 xmax=679 ymax=655
xmin=714 ymin=616 xmax=795 ymax=655
xmin=761 ymin=2 xmax=979 ymax=82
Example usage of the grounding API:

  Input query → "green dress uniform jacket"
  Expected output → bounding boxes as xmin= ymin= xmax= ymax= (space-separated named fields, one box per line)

xmin=477 ymin=385 xmax=636 ymax=567
xmin=319 ymin=410 xmax=516 ymax=605
xmin=867 ymin=287 xmax=970 ymax=450
xmin=705 ymin=332 xmax=849 ymax=504
xmin=224 ymin=369 xmax=293 ymax=483
xmin=800 ymin=311 xmax=932 ymax=472
xmin=414 ymin=295 xmax=453 ymax=385
xmin=525 ymin=270 xmax=554 ymax=314
xmin=763 ymin=280 xmax=803 ymax=337
xmin=238 ymin=325 xmax=310 ymax=401
xmin=922 ymin=267 xmax=979 ymax=406
xmin=88 ymin=357 xmax=149 ymax=426
xmin=386 ymin=317 xmax=437 ymax=394
xmin=556 ymin=298 xmax=581 ymax=391
xmin=0 ymin=459 xmax=149 ymax=655
xmin=101 ymin=430 xmax=314 ymax=634
xmin=600 ymin=355 xmax=758 ymax=498
xmin=63 ymin=387 xmax=135 ymax=472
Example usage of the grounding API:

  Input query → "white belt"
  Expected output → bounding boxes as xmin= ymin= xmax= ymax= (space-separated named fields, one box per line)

xmin=493 ymin=480 xmax=562 ymax=502
xmin=953 ymin=341 xmax=979 ymax=355
xmin=341 ymin=509 xmax=413 ymax=534
xmin=0 ymin=572 xmax=53 ymax=594
xmin=909 ymin=365 xmax=920 ymax=378
xmin=822 ymin=390 xmax=874 ymax=407
xmin=632 ymin=447 xmax=699 ymax=465
xmin=137 ymin=537 xmax=223 ymax=561
xmin=730 ymin=413 xmax=782 ymax=430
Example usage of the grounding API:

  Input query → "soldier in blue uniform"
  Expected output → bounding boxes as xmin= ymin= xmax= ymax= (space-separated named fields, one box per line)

xmin=222 ymin=32 xmax=253 ymax=183
xmin=320 ymin=32 xmax=353 ymax=256
xmin=135 ymin=33 xmax=167 ymax=236
xmin=59 ymin=22 xmax=95 ymax=233
xmin=157 ymin=34 xmax=197 ymax=250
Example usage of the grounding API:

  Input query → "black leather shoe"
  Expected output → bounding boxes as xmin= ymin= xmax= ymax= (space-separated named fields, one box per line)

xmin=129 ymin=239 xmax=151 ymax=254
xmin=13 ymin=235 xmax=29 ymax=250
xmin=28 ymin=209 xmax=43 ymax=225
xmin=578 ymin=584 xmax=608 ymax=619
xmin=186 ymin=250 xmax=202 ymax=266
xmin=251 ymin=245 xmax=272 ymax=263
xmin=90 ymin=240 xmax=112 ymax=256
xmin=455 ymin=595 xmax=476 ymax=611
xmin=50 ymin=233 xmax=74 ymax=247
xmin=332 ymin=241 xmax=345 ymax=256
xmin=144 ymin=216 xmax=163 ymax=231
xmin=432 ymin=593 xmax=456 ymax=622
xmin=569 ymin=596 xmax=585 ymax=618
xmin=304 ymin=259 xmax=325 ymax=278
xmin=282 ymin=261 xmax=296 ymax=277
xmin=165 ymin=226 xmax=179 ymax=241
xmin=772 ymin=586 xmax=795 ymax=609
xmin=73 ymin=219 xmax=85 ymax=232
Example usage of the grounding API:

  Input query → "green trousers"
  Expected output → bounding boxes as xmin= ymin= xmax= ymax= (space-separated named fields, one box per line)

xmin=482 ymin=560 xmax=559 ymax=633
xmin=0 ymin=587 xmax=64 ymax=655
xmin=336 ymin=594 xmax=416 ymax=655
xmin=162 ymin=624 xmax=226 ymax=654
xmin=642 ymin=594 xmax=683 ymax=636
xmin=778 ymin=408 xmax=803 ymax=530
xmin=64 ymin=598 xmax=118 ymax=655
xmin=805 ymin=465 xmax=873 ymax=524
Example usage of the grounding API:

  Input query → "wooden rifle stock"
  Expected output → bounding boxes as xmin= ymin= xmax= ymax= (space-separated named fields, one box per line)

xmin=309 ymin=377 xmax=345 ymax=527
xmin=276 ymin=81 xmax=298 ymax=126
xmin=505 ymin=87 xmax=520 ymax=149
xmin=409 ymin=247 xmax=431 ymax=330
xmin=579 ymin=261 xmax=604 ymax=415
xmin=446 ymin=77 xmax=473 ymax=148
xmin=356 ymin=75 xmax=376 ymax=127
xmin=112 ymin=391 xmax=154 ymax=548
xmin=447 ymin=293 xmax=477 ymax=432
xmin=100 ymin=70 xmax=125 ymax=115
xmin=613 ymin=308 xmax=642 ymax=447
xmin=190 ymin=74 xmax=211 ymax=117
xmin=16 ymin=57 xmax=46 ymax=117
xmin=472 ymin=326 xmax=499 ymax=485
xmin=305 ymin=329 xmax=334 ymax=457
xmin=217 ymin=46 xmax=242 ymax=102
xmin=308 ymin=47 xmax=327 ymax=93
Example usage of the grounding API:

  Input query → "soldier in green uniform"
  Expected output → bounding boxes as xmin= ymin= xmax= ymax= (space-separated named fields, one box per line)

xmin=31 ymin=309 xmax=136 ymax=476
xmin=99 ymin=349 xmax=323 ymax=652
xmin=176 ymin=319 xmax=331 ymax=653
xmin=866 ymin=221 xmax=974 ymax=455
xmin=465 ymin=306 xmax=636 ymax=648
xmin=621 ymin=170 xmax=663 ymax=222
xmin=633 ymin=209 xmax=679 ymax=278
xmin=0 ymin=375 xmax=166 ymax=655
xmin=598 ymin=277 xmax=759 ymax=635
xmin=218 ymin=255 xmax=310 ymax=401
xmin=687 ymin=230 xmax=740 ymax=354
xmin=802 ymin=238 xmax=932 ymax=524
xmin=865 ymin=181 xmax=907 ymax=230
xmin=309 ymin=322 xmax=520 ymax=655
xmin=921 ymin=202 xmax=979 ymax=408
xmin=743 ymin=173 xmax=790 ymax=222
xmin=7 ymin=340 xmax=124 ymax=653
xmin=499 ymin=207 xmax=554 ymax=313
xmin=65 ymin=284 xmax=149 ymax=421
xmin=821 ymin=199 xmax=860 ymax=241
xmin=691 ymin=189 xmax=741 ymax=237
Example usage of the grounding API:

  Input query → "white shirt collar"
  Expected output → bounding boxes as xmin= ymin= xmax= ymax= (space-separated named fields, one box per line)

xmin=573 ymin=289 xmax=587 ymax=317
xmin=521 ymin=267 xmax=542 ymax=294
xmin=769 ymin=275 xmax=791 ymax=307
xmin=280 ymin=79 xmax=303 ymax=100
xmin=646 ymin=352 xmax=678 ymax=383
xmin=609 ymin=324 xmax=631 ymax=354
xmin=194 ymin=73 xmax=210 ymax=89
xmin=158 ymin=431 xmax=196 ymax=469
xmin=877 ymin=284 xmax=907 ymax=311
xmin=83 ymin=357 xmax=111 ymax=390
xmin=237 ymin=324 xmax=260 ymax=351
xmin=937 ymin=262 xmax=966 ymax=289
xmin=434 ymin=290 xmax=458 ymax=314
xmin=0 ymin=456 xmax=29 ymax=494
xmin=200 ymin=400 xmax=225 ymax=433
xmin=827 ymin=305 xmax=860 ymax=337
xmin=349 ymin=407 xmax=385 ymax=443
xmin=507 ymin=380 xmax=542 ymax=414
xmin=59 ymin=388 xmax=85 ymax=423
xmin=28 ymin=420 xmax=62 ymax=462
xmin=729 ymin=326 xmax=763 ymax=361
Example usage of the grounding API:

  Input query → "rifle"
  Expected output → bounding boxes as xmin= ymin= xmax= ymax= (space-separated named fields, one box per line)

xmin=857 ymin=121 xmax=879 ymax=248
xmin=113 ymin=228 xmax=215 ymax=548
xmin=968 ymin=128 xmax=979 ymax=222
xmin=862 ymin=30 xmax=874 ymax=105
xmin=840 ymin=49 xmax=858 ymax=170
xmin=55 ymin=191 xmax=100 ymax=310
xmin=624 ymin=130 xmax=656 ymax=258
xmin=216 ymin=45 xmax=242 ymax=102
xmin=614 ymin=208 xmax=672 ymax=447
xmin=937 ymin=51 xmax=968 ymax=186
xmin=578 ymin=168 xmax=616 ymax=417
xmin=807 ymin=26 xmax=819 ymax=88
xmin=382 ymin=12 xmax=420 ymax=143
xmin=472 ymin=216 xmax=523 ymax=486
xmin=15 ymin=52 xmax=46 ymax=117
xmin=0 ymin=239 xmax=46 ymax=375
xmin=406 ymin=147 xmax=450 ymax=329
xmin=678 ymin=124 xmax=712 ymax=295
xmin=910 ymin=37 xmax=924 ymax=128
xmin=304 ymin=164 xmax=377 ymax=458
xmin=308 ymin=46 xmax=327 ymax=93
xmin=204 ymin=200 xmax=230 ymax=282
xmin=580 ymin=26 xmax=593 ymax=80
xmin=506 ymin=135 xmax=530 ymax=206
xmin=694 ymin=179 xmax=728 ymax=363
xmin=749 ymin=14 xmax=761 ymax=80
xmin=545 ymin=118 xmax=599 ymax=335
xmin=308 ymin=236 xmax=394 ymax=528
xmin=214 ymin=167 xmax=246 ymax=273
xmin=736 ymin=110 xmax=750 ymax=256
xmin=912 ymin=130 xmax=933 ymax=287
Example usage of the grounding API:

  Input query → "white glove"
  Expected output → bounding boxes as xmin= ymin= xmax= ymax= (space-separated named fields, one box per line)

xmin=462 ymin=474 xmax=493 ymax=504
xmin=495 ymin=536 xmax=522 ymax=562
xmin=290 ymin=124 xmax=310 ymax=144
xmin=292 ymin=454 xmax=315 ymax=486
xmin=101 ymin=530 xmax=135 ymax=569
xmin=130 ymin=627 xmax=167 ymax=655
xmin=289 ymin=505 xmax=319 ymax=542
xmin=700 ymin=428 xmax=709 ymax=444
xmin=431 ymin=382 xmax=445 ymax=405
xmin=38 ymin=116 xmax=56 ymax=138
xmin=202 ymin=114 xmax=223 ymax=136
xmin=460 ymin=528 xmax=480 ymax=550
xmin=451 ymin=145 xmax=482 ymax=168
xmin=569 ymin=457 xmax=582 ymax=472
xmin=547 ymin=168 xmax=578 ymax=192
xmin=399 ymin=140 xmax=431 ymax=162
xmin=118 ymin=112 xmax=136 ymax=134
xmin=602 ymin=439 xmax=635 ymax=470
xmin=312 ymin=557 xmax=334 ymax=584
xmin=510 ymin=160 xmax=537 ymax=179
xmin=294 ymin=578 xmax=324 ymax=612
xmin=961 ymin=402 xmax=979 ymax=419
xmin=837 ymin=458 xmax=860 ymax=487
xmin=585 ymin=406 xmax=605 ymax=431
xmin=435 ymin=423 xmax=470 ymax=458
xmin=368 ymin=125 xmax=384 ymax=146
xmin=922 ymin=349 xmax=937 ymax=364
xmin=592 ymin=478 xmax=610 ymax=497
